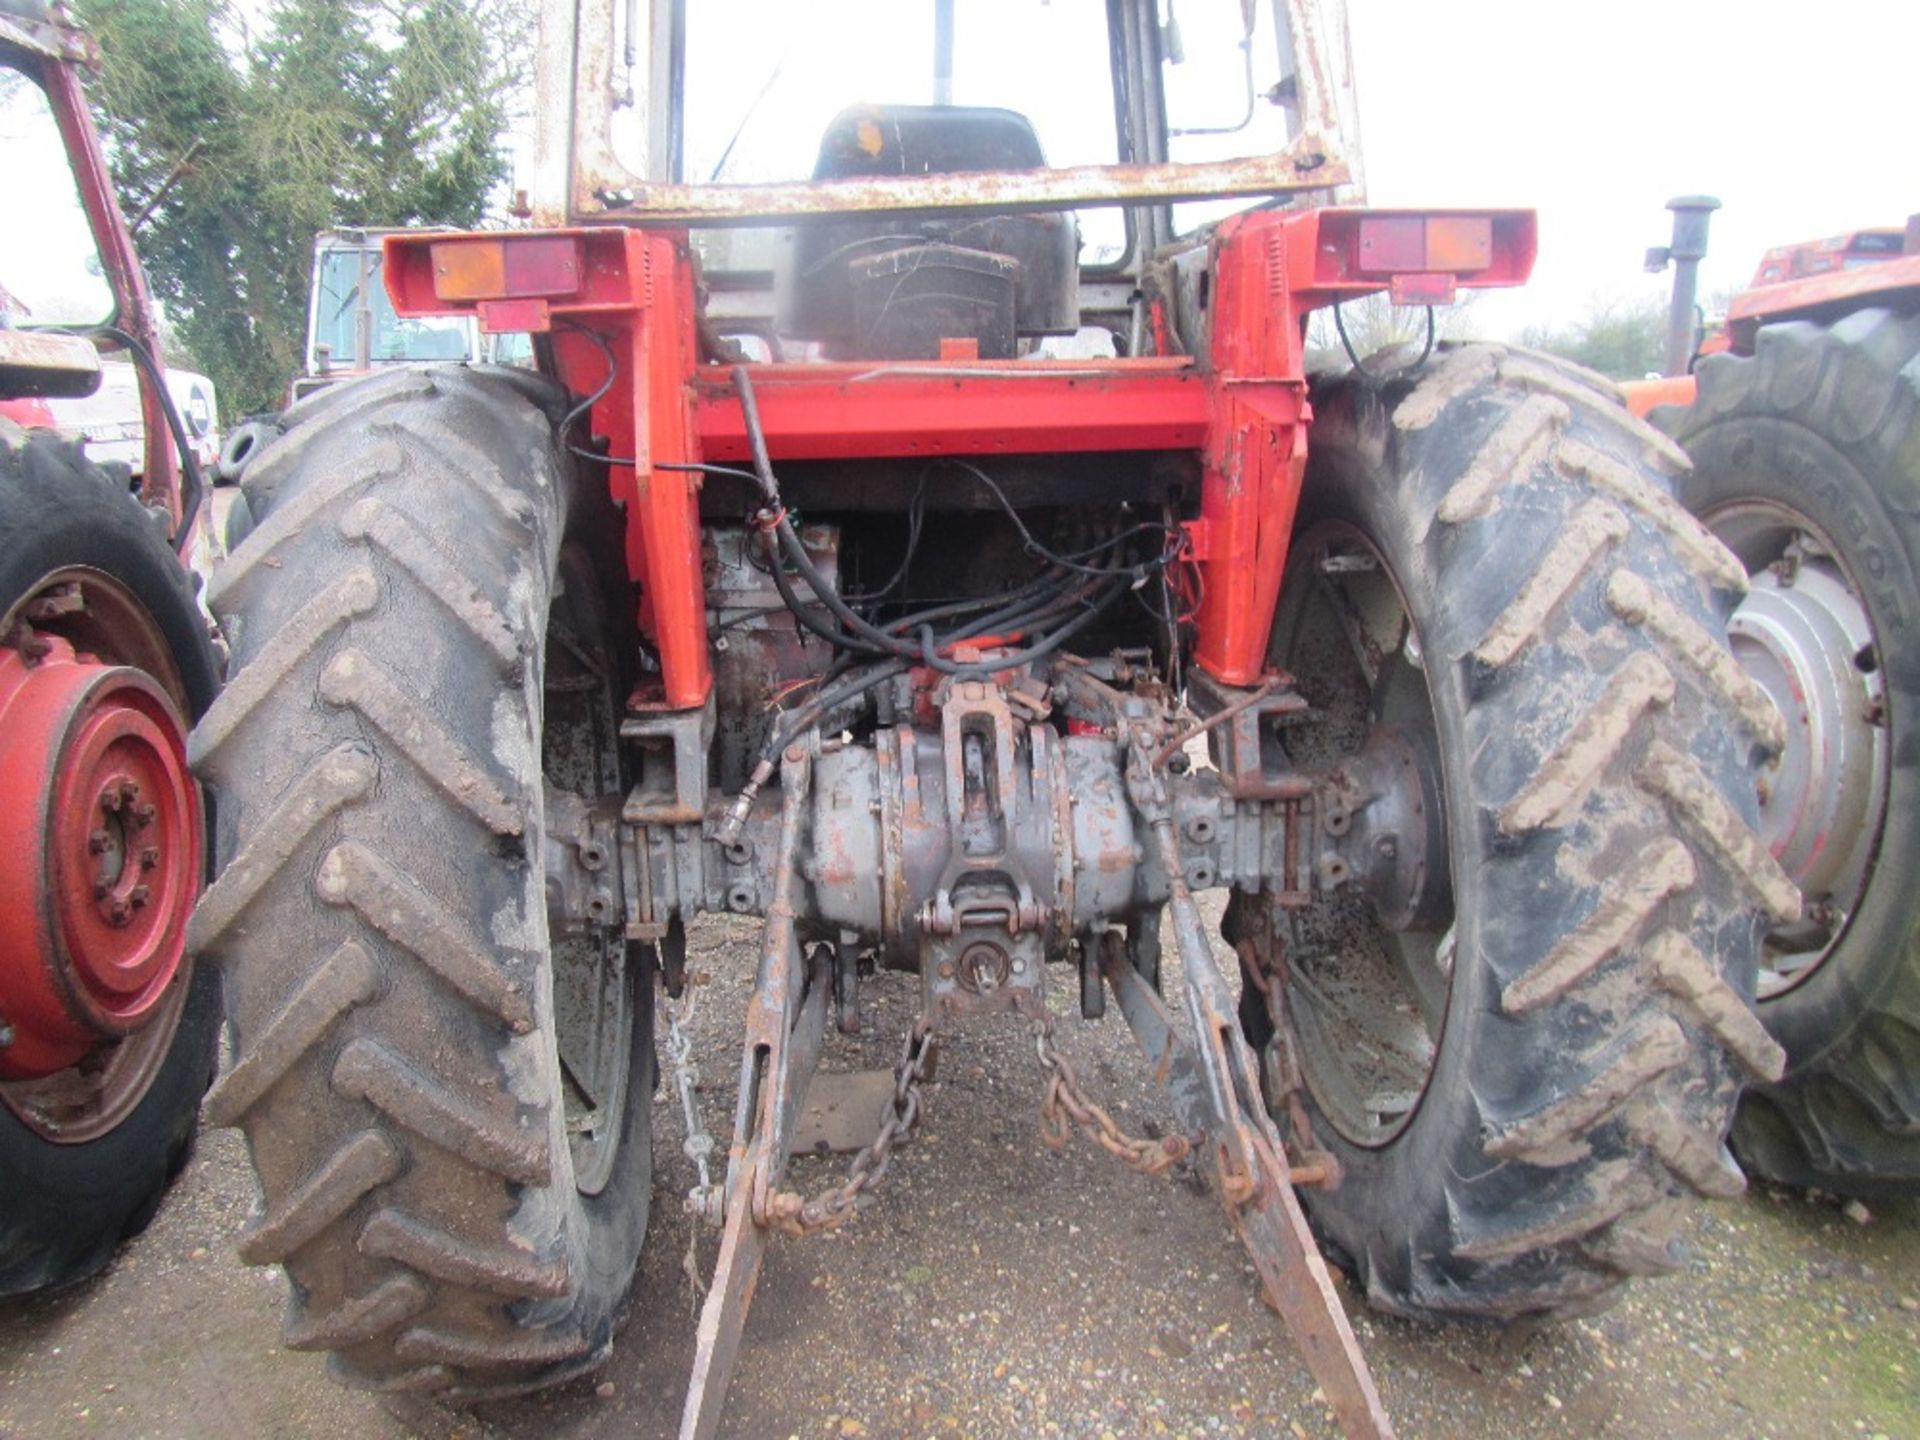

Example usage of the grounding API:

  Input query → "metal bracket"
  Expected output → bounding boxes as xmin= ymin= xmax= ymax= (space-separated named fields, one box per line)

xmin=680 ymin=742 xmax=829 ymax=1440
xmin=1117 ymin=732 xmax=1393 ymax=1440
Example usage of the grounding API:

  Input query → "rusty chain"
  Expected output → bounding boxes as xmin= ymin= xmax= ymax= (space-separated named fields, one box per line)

xmin=664 ymin=972 xmax=722 ymax=1226
xmin=1032 ymin=1012 xmax=1192 ymax=1176
xmin=762 ymin=1018 xmax=936 ymax=1237
xmin=1237 ymin=939 xmax=1338 ymax=1188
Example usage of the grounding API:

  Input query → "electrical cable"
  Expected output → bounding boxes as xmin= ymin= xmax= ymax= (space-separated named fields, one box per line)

xmin=1331 ymin=301 xmax=1436 ymax=377
xmin=77 ymin=325 xmax=205 ymax=555
xmin=743 ymin=371 xmax=1177 ymax=679
xmin=555 ymin=321 xmax=620 ymax=454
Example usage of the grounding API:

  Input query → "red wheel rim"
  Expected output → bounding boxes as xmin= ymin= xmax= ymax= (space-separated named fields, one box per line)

xmin=0 ymin=569 xmax=202 ymax=1142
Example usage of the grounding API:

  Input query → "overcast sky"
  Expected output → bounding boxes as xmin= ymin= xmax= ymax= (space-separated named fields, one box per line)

xmin=14 ymin=1 xmax=1915 ymax=341
xmin=1347 ymin=0 xmax=1920 ymax=335
xmin=660 ymin=0 xmax=1919 ymax=335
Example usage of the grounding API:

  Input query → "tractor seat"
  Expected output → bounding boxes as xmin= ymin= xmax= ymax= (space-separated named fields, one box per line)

xmin=777 ymin=104 xmax=1079 ymax=361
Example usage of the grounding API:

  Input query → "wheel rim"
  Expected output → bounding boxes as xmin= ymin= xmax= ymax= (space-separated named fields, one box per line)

xmin=543 ymin=546 xmax=634 ymax=1197
xmin=0 ymin=568 xmax=200 ymax=1143
xmin=1268 ymin=522 xmax=1455 ymax=1148
xmin=1705 ymin=501 xmax=1889 ymax=999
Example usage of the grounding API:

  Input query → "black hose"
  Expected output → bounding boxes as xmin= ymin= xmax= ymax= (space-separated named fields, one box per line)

xmin=81 ymin=325 xmax=204 ymax=554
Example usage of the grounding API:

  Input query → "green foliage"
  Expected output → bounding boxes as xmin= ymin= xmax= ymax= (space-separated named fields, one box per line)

xmin=1515 ymin=295 xmax=1667 ymax=382
xmin=75 ymin=0 xmax=520 ymax=414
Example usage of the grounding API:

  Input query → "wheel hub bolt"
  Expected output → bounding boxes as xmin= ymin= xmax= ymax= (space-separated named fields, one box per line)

xmin=132 ymin=803 xmax=157 ymax=829
xmin=99 ymin=786 xmax=124 ymax=813
xmin=107 ymin=898 xmax=132 ymax=926
xmin=88 ymin=828 xmax=111 ymax=855
xmin=139 ymin=845 xmax=160 ymax=871
xmin=129 ymin=884 xmax=151 ymax=911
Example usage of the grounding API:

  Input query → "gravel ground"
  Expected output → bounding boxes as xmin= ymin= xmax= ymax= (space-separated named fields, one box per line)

xmin=2 ymin=913 xmax=1915 ymax=1440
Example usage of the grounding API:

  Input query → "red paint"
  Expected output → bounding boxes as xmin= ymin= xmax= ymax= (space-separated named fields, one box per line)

xmin=693 ymin=360 xmax=1209 ymax=461
xmin=1389 ymin=272 xmax=1458 ymax=307
xmin=476 ymin=297 xmax=551 ymax=334
xmin=383 ymin=205 xmax=1536 ymax=710
xmin=0 ymin=398 xmax=58 ymax=428
xmin=1620 ymin=374 xmax=1696 ymax=419
xmin=0 ymin=640 xmax=200 ymax=1080
xmin=1726 ymin=253 xmax=1920 ymax=354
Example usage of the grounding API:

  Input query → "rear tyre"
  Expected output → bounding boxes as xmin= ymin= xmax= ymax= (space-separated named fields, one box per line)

xmin=1235 ymin=347 xmax=1793 ymax=1320
xmin=0 ymin=423 xmax=221 ymax=1296
xmin=1658 ymin=311 xmax=1920 ymax=1197
xmin=189 ymin=367 xmax=654 ymax=1396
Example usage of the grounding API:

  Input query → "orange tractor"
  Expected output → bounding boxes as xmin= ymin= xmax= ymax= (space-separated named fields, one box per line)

xmin=184 ymin=4 xmax=1794 ymax=1436
xmin=0 ymin=0 xmax=220 ymax=1295
xmin=1630 ymin=206 xmax=1920 ymax=1198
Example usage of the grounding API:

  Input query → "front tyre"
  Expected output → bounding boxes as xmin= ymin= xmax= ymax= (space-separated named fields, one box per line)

xmin=188 ymin=367 xmax=653 ymax=1396
xmin=1237 ymin=347 xmax=1795 ymax=1321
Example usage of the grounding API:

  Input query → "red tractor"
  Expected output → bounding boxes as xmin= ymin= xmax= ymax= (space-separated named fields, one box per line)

xmin=1630 ymin=212 xmax=1920 ymax=1199
xmin=188 ymin=4 xmax=1792 ymax=1435
xmin=0 ymin=1 xmax=220 ymax=1295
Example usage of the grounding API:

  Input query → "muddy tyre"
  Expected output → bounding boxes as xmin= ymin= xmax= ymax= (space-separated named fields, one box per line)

xmin=1236 ymin=347 xmax=1794 ymax=1320
xmin=0 ymin=424 xmax=221 ymax=1296
xmin=188 ymin=366 xmax=654 ymax=1395
xmin=1657 ymin=311 xmax=1920 ymax=1197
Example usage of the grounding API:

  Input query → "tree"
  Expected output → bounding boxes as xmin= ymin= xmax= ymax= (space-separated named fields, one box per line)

xmin=1515 ymin=295 xmax=1667 ymax=382
xmin=75 ymin=0 xmax=523 ymax=415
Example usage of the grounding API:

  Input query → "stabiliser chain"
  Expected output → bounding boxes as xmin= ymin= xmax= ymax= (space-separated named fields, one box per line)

xmin=763 ymin=1019 xmax=935 ymax=1236
xmin=676 ymin=717 xmax=1396 ymax=1440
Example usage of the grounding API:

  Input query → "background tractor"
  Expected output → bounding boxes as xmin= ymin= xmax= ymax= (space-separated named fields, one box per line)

xmin=0 ymin=0 xmax=220 ymax=1297
xmin=292 ymin=228 xmax=490 ymax=403
xmin=187 ymin=3 xmax=1793 ymax=1436
xmin=1629 ymin=207 xmax=1920 ymax=1199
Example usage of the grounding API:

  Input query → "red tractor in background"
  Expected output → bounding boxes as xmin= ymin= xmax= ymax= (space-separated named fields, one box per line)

xmin=186 ymin=4 xmax=1793 ymax=1436
xmin=0 ymin=0 xmax=220 ymax=1296
xmin=1628 ymin=209 xmax=1920 ymax=1199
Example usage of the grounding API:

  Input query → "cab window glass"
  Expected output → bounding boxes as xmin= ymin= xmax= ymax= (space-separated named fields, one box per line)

xmin=0 ymin=66 xmax=113 ymax=327
xmin=669 ymin=1 xmax=1127 ymax=274
xmin=1163 ymin=1 xmax=1296 ymax=235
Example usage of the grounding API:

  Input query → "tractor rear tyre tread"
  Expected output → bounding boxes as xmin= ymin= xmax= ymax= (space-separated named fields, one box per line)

xmin=1271 ymin=344 xmax=1784 ymax=1321
xmin=1657 ymin=309 xmax=1920 ymax=1197
xmin=189 ymin=366 xmax=652 ymax=1397
xmin=0 ymin=423 xmax=222 ymax=1297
